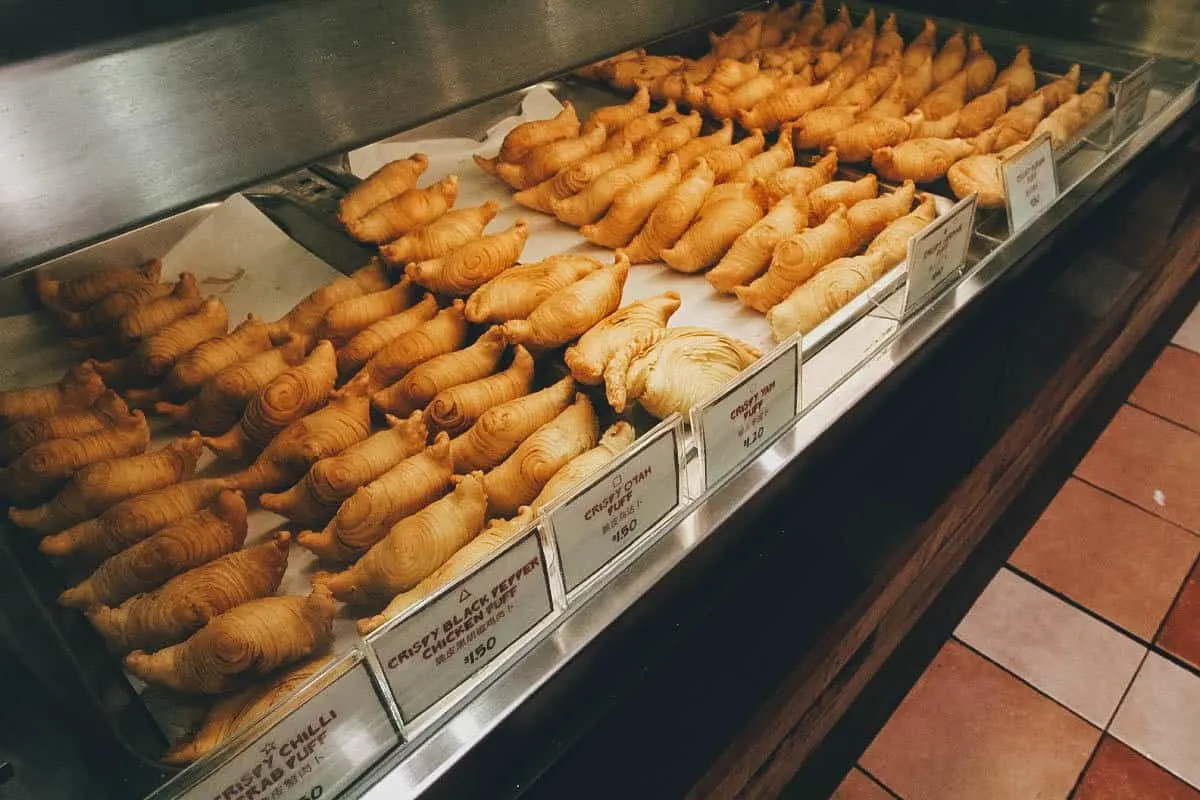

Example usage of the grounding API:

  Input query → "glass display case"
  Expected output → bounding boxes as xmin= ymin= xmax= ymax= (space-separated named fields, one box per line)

xmin=0 ymin=2 xmax=1196 ymax=798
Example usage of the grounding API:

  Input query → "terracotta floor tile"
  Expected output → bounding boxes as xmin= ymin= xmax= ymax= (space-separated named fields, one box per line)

xmin=1075 ymin=405 xmax=1200 ymax=533
xmin=1073 ymin=735 xmax=1200 ymax=800
xmin=832 ymin=767 xmax=894 ymax=800
xmin=955 ymin=569 xmax=1145 ymax=726
xmin=1130 ymin=345 xmax=1200 ymax=434
xmin=1010 ymin=479 xmax=1200 ymax=640
xmin=1110 ymin=653 xmax=1200 ymax=789
xmin=861 ymin=640 xmax=1100 ymax=800
xmin=1173 ymin=302 xmax=1200 ymax=355
xmin=1157 ymin=561 xmax=1200 ymax=671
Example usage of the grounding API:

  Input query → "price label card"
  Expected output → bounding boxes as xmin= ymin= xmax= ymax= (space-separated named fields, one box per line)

xmin=696 ymin=340 xmax=799 ymax=489
xmin=1113 ymin=59 xmax=1155 ymax=143
xmin=902 ymin=193 xmax=978 ymax=315
xmin=1002 ymin=133 xmax=1058 ymax=234
xmin=368 ymin=530 xmax=553 ymax=723
xmin=551 ymin=421 xmax=682 ymax=593
xmin=181 ymin=660 xmax=396 ymax=800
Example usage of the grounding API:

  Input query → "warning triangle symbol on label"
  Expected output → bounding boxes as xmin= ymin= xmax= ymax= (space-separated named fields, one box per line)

xmin=458 ymin=588 xmax=472 ymax=603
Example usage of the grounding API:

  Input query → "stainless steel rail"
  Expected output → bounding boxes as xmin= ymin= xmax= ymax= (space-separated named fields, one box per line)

xmin=0 ymin=0 xmax=752 ymax=274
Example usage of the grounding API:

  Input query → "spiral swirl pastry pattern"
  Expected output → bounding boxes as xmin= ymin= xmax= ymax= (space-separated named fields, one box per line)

xmin=163 ymin=315 xmax=273 ymax=398
xmin=483 ymin=394 xmax=598 ymax=518
xmin=319 ymin=473 xmax=487 ymax=604
xmin=35 ymin=259 xmax=161 ymax=312
xmin=623 ymin=160 xmax=716 ymax=265
xmin=465 ymin=255 xmax=599 ymax=324
xmin=115 ymin=272 xmax=203 ymax=343
xmin=1 ymin=408 xmax=149 ymax=504
xmin=57 ymin=279 xmax=173 ymax=336
xmin=335 ymin=293 xmax=438 ymax=380
xmin=124 ymin=584 xmax=333 ymax=694
xmin=298 ymin=433 xmax=453 ymax=563
xmin=501 ymin=255 xmax=629 ymax=348
xmin=360 ymin=507 xmax=536 ymax=634
xmin=317 ymin=279 xmax=418 ymax=346
xmin=378 ymin=200 xmax=498 ymax=265
xmin=158 ymin=338 xmax=305 ymax=435
xmin=202 ymin=340 xmax=336 ymax=459
xmin=513 ymin=145 xmax=633 ymax=215
xmin=406 ymin=221 xmax=529 ymax=296
xmin=372 ymin=325 xmax=507 ymax=417
xmin=161 ymin=654 xmax=331 ymax=765
xmin=267 ymin=260 xmax=389 ymax=341
xmin=229 ymin=394 xmax=371 ymax=495
xmin=0 ymin=362 xmax=106 ymax=422
xmin=10 ymin=434 xmax=202 ymax=535
xmin=428 ymin=345 xmax=534 ymax=435
xmin=59 ymin=490 xmax=248 ymax=608
xmin=0 ymin=390 xmax=126 ymax=463
xmin=136 ymin=296 xmax=229 ymax=377
xmin=345 ymin=176 xmax=459 ymax=244
xmin=736 ymin=207 xmax=855 ymax=312
xmin=448 ymin=376 xmax=574 ymax=473
xmin=39 ymin=477 xmax=229 ymax=562
xmin=338 ymin=154 xmax=427 ymax=226
xmin=88 ymin=534 xmax=290 ymax=655
xmin=564 ymin=292 xmax=680 ymax=385
xmin=259 ymin=410 xmax=427 ymax=527
xmin=348 ymin=302 xmax=466 ymax=393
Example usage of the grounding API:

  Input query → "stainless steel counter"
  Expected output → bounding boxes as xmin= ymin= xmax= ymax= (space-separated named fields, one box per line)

xmin=0 ymin=0 xmax=751 ymax=274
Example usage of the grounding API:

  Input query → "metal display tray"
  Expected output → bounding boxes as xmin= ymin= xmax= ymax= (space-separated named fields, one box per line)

xmin=0 ymin=10 xmax=1193 ymax=798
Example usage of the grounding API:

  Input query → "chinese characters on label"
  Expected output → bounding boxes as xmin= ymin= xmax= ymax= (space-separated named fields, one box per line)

xmin=369 ymin=531 xmax=553 ymax=723
xmin=902 ymin=193 xmax=977 ymax=315
xmin=552 ymin=423 xmax=681 ymax=592
xmin=698 ymin=342 xmax=799 ymax=489
xmin=184 ymin=662 xmax=395 ymax=800
xmin=1113 ymin=60 xmax=1154 ymax=143
xmin=1002 ymin=133 xmax=1058 ymax=233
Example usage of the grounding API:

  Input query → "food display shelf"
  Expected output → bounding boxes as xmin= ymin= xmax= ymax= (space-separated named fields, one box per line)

xmin=0 ymin=3 xmax=1195 ymax=799
xmin=345 ymin=10 xmax=1198 ymax=799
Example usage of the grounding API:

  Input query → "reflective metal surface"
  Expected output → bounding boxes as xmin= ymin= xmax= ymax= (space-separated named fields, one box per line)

xmin=0 ymin=0 xmax=753 ymax=273
xmin=888 ymin=0 xmax=1200 ymax=61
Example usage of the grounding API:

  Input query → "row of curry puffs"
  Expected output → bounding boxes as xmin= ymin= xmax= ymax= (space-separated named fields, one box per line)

xmin=580 ymin=3 xmax=1112 ymax=199
xmin=946 ymin=71 xmax=1112 ymax=207
xmin=9 ymin=251 xmax=763 ymax=734
xmin=581 ymin=5 xmax=1002 ymax=135
xmin=11 ymin=265 xmax=363 ymax=711
xmin=473 ymin=97 xmax=940 ymax=339
xmin=337 ymin=152 xmax=563 ymax=298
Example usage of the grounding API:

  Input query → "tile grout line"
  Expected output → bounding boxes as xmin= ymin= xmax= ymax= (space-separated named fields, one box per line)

xmin=950 ymin=636 xmax=1102 ymax=732
xmin=1063 ymin=733 xmax=1106 ymax=800
xmin=1070 ymin=473 xmax=1200 ymax=538
xmin=1107 ymin=726 xmax=1200 ymax=793
xmin=1165 ymin=342 xmax=1200 ymax=357
xmin=1003 ymin=563 xmax=1159 ymax=649
xmin=854 ymin=764 xmax=903 ymax=800
xmin=1102 ymin=649 xmax=1151 ymax=731
xmin=1171 ymin=344 xmax=1200 ymax=358
xmin=1148 ymin=644 xmax=1200 ymax=684
xmin=1104 ymin=641 xmax=1200 ymax=794
xmin=1148 ymin=548 xmax=1200 ymax=645
xmin=1003 ymin=561 xmax=1200 ymax=684
xmin=1126 ymin=399 xmax=1200 ymax=438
